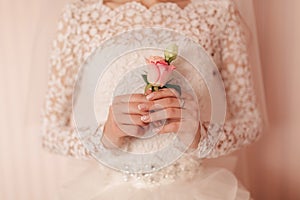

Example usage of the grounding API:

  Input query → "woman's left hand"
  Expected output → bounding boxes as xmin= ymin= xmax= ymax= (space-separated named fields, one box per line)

xmin=139 ymin=88 xmax=201 ymax=149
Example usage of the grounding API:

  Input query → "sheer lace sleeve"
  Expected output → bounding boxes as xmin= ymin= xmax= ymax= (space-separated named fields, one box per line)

xmin=198 ymin=1 xmax=263 ymax=158
xmin=40 ymin=4 xmax=93 ymax=159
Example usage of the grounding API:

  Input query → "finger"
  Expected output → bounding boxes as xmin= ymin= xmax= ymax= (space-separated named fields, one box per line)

xmin=145 ymin=88 xmax=179 ymax=101
xmin=144 ymin=88 xmax=152 ymax=95
xmin=113 ymin=102 xmax=149 ymax=115
xmin=141 ymin=108 xmax=199 ymax=123
xmin=141 ymin=108 xmax=182 ymax=122
xmin=125 ymin=125 xmax=146 ymax=138
xmin=113 ymin=93 xmax=147 ymax=104
xmin=136 ymin=97 xmax=181 ymax=113
xmin=166 ymin=119 xmax=180 ymax=123
xmin=151 ymin=97 xmax=181 ymax=109
xmin=153 ymin=121 xmax=163 ymax=127
xmin=140 ymin=96 xmax=199 ymax=113
xmin=114 ymin=113 xmax=148 ymax=127
xmin=154 ymin=121 xmax=181 ymax=134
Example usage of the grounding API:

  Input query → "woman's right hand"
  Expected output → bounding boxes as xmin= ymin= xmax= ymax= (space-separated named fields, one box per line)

xmin=101 ymin=93 xmax=150 ymax=148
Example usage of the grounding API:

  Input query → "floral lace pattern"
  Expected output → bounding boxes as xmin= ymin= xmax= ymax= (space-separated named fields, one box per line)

xmin=41 ymin=0 xmax=262 ymax=165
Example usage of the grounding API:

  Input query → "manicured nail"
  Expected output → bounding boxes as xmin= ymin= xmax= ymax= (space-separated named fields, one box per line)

xmin=146 ymin=93 xmax=154 ymax=100
xmin=141 ymin=115 xmax=150 ymax=121
xmin=138 ymin=104 xmax=147 ymax=111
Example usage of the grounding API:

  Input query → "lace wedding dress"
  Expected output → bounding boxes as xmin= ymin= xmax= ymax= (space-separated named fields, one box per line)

xmin=41 ymin=0 xmax=263 ymax=199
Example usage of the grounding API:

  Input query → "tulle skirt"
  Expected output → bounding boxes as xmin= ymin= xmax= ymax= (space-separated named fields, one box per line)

xmin=56 ymin=159 xmax=250 ymax=200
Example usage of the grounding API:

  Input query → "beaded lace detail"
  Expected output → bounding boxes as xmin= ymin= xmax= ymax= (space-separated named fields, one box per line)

xmin=41 ymin=0 xmax=262 ymax=182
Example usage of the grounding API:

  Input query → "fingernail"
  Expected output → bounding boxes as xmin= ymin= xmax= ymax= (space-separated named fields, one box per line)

xmin=141 ymin=115 xmax=150 ymax=121
xmin=138 ymin=104 xmax=146 ymax=111
xmin=146 ymin=93 xmax=154 ymax=100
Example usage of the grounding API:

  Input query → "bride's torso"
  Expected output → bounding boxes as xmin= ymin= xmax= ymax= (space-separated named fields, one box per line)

xmin=61 ymin=0 xmax=235 ymax=186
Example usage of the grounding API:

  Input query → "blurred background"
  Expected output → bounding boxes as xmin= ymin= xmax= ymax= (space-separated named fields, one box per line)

xmin=0 ymin=0 xmax=299 ymax=199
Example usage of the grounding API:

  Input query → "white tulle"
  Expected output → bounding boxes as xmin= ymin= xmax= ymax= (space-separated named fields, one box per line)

xmin=57 ymin=160 xmax=250 ymax=200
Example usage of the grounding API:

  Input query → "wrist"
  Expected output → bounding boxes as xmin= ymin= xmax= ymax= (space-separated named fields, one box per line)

xmin=101 ymin=121 xmax=124 ymax=149
xmin=101 ymin=134 xmax=123 ymax=149
xmin=188 ymin=121 xmax=202 ymax=150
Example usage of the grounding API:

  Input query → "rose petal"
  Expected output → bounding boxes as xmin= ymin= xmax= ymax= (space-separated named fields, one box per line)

xmin=157 ymin=63 xmax=173 ymax=86
xmin=147 ymin=56 xmax=166 ymax=65
xmin=147 ymin=64 xmax=161 ymax=86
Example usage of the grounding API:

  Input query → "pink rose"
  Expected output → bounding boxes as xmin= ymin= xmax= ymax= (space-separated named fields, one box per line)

xmin=145 ymin=56 xmax=176 ymax=87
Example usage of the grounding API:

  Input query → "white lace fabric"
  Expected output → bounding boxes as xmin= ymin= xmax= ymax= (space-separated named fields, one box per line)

xmin=41 ymin=0 xmax=262 ymax=167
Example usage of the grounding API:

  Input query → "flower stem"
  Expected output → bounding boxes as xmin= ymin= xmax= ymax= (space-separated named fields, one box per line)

xmin=144 ymin=83 xmax=152 ymax=94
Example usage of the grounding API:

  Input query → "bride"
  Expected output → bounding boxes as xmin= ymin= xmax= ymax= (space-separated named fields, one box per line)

xmin=41 ymin=0 xmax=264 ymax=199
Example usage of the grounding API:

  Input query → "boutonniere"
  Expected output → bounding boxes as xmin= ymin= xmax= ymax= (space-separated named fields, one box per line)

xmin=142 ymin=44 xmax=181 ymax=95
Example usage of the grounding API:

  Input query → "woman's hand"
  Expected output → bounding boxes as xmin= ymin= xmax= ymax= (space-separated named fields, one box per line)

xmin=139 ymin=88 xmax=201 ymax=149
xmin=102 ymin=93 xmax=149 ymax=148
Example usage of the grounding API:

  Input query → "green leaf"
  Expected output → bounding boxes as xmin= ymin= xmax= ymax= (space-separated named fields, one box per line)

xmin=142 ymin=74 xmax=149 ymax=84
xmin=165 ymin=84 xmax=182 ymax=96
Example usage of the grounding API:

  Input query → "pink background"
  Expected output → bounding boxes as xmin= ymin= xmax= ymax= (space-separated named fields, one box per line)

xmin=0 ymin=0 xmax=299 ymax=199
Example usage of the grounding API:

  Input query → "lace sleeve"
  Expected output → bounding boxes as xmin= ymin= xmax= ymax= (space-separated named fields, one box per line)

xmin=40 ymin=3 xmax=93 ymax=159
xmin=197 ymin=1 xmax=263 ymax=159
